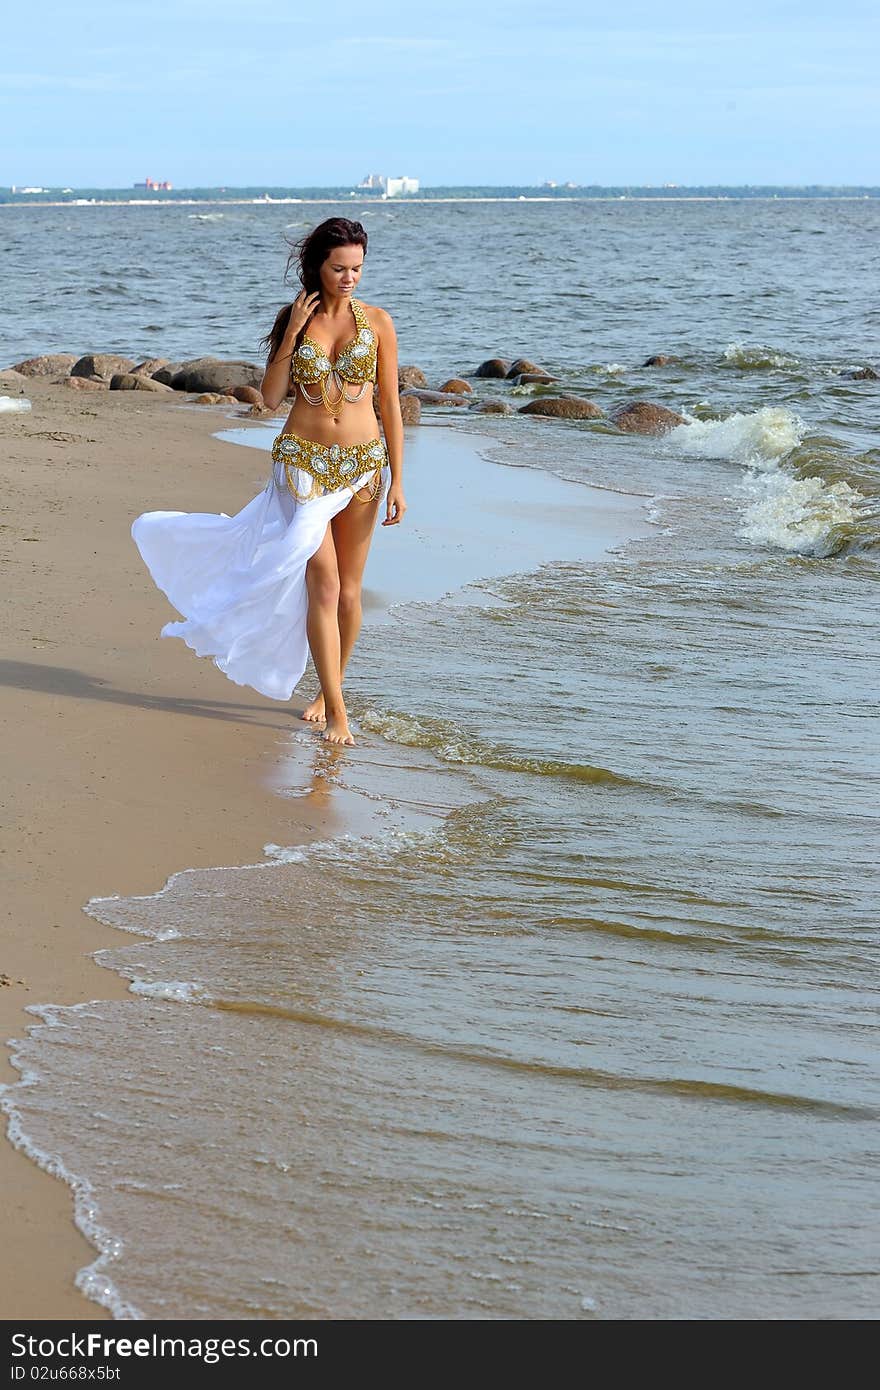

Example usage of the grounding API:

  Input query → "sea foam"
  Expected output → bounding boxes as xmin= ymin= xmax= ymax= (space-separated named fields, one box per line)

xmin=668 ymin=407 xmax=869 ymax=556
xmin=0 ymin=1006 xmax=143 ymax=1321
xmin=669 ymin=406 xmax=804 ymax=466
xmin=738 ymin=471 xmax=868 ymax=557
xmin=722 ymin=342 xmax=800 ymax=371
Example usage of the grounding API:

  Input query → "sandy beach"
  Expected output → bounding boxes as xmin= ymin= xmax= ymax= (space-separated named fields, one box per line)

xmin=0 ymin=384 xmax=328 ymax=1317
xmin=0 ymin=379 xmax=648 ymax=1319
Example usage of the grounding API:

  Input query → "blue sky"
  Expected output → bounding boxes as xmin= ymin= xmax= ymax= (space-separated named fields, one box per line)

xmin=2 ymin=0 xmax=878 ymax=186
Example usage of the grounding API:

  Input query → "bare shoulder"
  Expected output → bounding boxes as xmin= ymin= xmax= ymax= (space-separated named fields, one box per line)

xmin=359 ymin=301 xmax=395 ymax=335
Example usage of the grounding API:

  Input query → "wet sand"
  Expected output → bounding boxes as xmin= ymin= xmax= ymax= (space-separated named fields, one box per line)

xmin=0 ymin=380 xmax=649 ymax=1318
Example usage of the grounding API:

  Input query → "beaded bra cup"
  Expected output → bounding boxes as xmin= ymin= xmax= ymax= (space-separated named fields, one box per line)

xmin=289 ymin=297 xmax=377 ymax=387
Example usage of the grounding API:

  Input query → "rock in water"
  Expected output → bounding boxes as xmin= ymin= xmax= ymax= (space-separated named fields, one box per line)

xmin=506 ymin=357 xmax=549 ymax=378
xmin=474 ymin=358 xmax=510 ymax=378
xmin=642 ymin=354 xmax=679 ymax=367
xmin=612 ymin=401 xmax=687 ymax=434
xmin=469 ymin=400 xmax=514 ymax=415
xmin=400 ymin=388 xmax=470 ymax=406
xmin=398 ymin=365 xmax=428 ymax=389
xmin=440 ymin=378 xmax=472 ymax=393
xmin=518 ymin=397 xmax=604 ymax=419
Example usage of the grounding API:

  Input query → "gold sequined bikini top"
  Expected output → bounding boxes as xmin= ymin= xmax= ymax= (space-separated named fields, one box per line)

xmin=289 ymin=297 xmax=378 ymax=387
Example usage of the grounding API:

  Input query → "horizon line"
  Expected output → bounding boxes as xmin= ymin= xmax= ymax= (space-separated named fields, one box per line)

xmin=3 ymin=181 xmax=880 ymax=193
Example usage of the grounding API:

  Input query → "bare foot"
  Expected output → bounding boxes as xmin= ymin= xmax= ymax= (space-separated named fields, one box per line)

xmin=301 ymin=693 xmax=326 ymax=723
xmin=322 ymin=711 xmax=355 ymax=746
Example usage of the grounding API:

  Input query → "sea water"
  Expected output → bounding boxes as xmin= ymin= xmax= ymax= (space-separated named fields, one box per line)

xmin=2 ymin=197 xmax=878 ymax=1319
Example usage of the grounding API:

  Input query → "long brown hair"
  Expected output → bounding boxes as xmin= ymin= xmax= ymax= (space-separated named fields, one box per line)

xmin=259 ymin=217 xmax=369 ymax=364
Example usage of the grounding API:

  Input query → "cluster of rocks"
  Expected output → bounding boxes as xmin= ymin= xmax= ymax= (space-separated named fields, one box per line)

xmin=4 ymin=352 xmax=268 ymax=402
xmin=400 ymin=356 xmax=688 ymax=435
xmin=2 ymin=348 xmax=685 ymax=436
xmin=31 ymin=345 xmax=873 ymax=438
xmin=6 ymin=345 xmax=876 ymax=440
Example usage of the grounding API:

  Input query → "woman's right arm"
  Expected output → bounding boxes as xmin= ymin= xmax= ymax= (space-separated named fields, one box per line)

xmin=260 ymin=290 xmax=320 ymax=410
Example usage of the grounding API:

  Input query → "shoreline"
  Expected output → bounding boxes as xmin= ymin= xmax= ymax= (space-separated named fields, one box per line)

xmin=0 ymin=381 xmax=651 ymax=1318
xmin=0 ymin=383 xmax=366 ymax=1318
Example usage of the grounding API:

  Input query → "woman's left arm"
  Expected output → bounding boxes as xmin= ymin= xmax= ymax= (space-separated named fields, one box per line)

xmin=374 ymin=309 xmax=407 ymax=526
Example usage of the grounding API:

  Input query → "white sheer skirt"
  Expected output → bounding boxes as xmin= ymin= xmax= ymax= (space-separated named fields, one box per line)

xmin=131 ymin=458 xmax=390 ymax=701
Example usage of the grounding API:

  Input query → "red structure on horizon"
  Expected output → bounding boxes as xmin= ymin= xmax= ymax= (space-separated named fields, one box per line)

xmin=133 ymin=177 xmax=173 ymax=191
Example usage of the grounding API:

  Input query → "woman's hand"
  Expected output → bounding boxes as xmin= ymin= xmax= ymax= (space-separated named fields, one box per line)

xmin=382 ymin=483 xmax=407 ymax=526
xmin=288 ymin=288 xmax=321 ymax=337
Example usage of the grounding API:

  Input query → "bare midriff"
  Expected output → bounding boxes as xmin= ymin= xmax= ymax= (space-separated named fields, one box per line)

xmin=280 ymin=390 xmax=380 ymax=447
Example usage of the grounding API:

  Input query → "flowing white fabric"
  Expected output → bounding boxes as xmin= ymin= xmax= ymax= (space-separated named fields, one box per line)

xmin=132 ymin=459 xmax=389 ymax=702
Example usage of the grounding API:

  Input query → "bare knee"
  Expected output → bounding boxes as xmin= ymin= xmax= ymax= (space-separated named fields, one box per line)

xmin=306 ymin=559 xmax=340 ymax=609
xmin=338 ymin=584 xmax=362 ymax=618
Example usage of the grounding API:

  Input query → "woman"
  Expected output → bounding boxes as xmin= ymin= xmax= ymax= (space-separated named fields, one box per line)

xmin=132 ymin=218 xmax=406 ymax=747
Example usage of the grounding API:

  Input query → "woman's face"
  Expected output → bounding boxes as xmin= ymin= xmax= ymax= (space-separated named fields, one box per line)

xmin=319 ymin=244 xmax=364 ymax=298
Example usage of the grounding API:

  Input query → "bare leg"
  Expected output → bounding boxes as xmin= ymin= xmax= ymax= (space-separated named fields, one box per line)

xmin=304 ymin=524 xmax=354 ymax=746
xmin=302 ymin=483 xmax=381 ymax=727
xmin=334 ymin=485 xmax=382 ymax=675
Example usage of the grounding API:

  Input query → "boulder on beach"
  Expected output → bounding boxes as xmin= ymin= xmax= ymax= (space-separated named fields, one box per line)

xmin=110 ymin=373 xmax=174 ymax=393
xmin=63 ymin=375 xmax=106 ymax=391
xmin=131 ymin=357 xmax=170 ymax=378
xmin=194 ymin=392 xmax=238 ymax=405
xmin=474 ymin=358 xmax=509 ymax=378
xmin=172 ymin=359 xmax=263 ymax=393
xmin=642 ymin=354 xmax=679 ymax=367
xmin=398 ymin=365 xmax=428 ymax=390
xmin=611 ymin=401 xmax=687 ymax=434
xmin=151 ymin=364 xmax=183 ymax=385
xmin=72 ymin=354 xmax=136 ymax=381
xmin=399 ymin=394 xmax=422 ymax=425
xmin=509 ymin=372 xmax=557 ymax=386
xmin=13 ymin=353 xmax=79 ymax=377
xmin=506 ymin=357 xmax=548 ymax=379
xmin=246 ymin=402 xmax=276 ymax=418
xmin=230 ymin=385 xmax=263 ymax=406
xmin=469 ymin=400 xmax=514 ymax=415
xmin=401 ymin=388 xmax=470 ymax=407
xmin=518 ymin=396 xmax=604 ymax=420
xmin=440 ymin=378 xmax=472 ymax=394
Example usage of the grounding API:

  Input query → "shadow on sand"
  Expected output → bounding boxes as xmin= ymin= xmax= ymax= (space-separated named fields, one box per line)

xmin=0 ymin=659 xmax=293 ymax=730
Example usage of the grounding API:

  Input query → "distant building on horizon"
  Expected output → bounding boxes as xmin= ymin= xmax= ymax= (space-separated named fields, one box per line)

xmin=133 ymin=177 xmax=173 ymax=191
xmin=356 ymin=173 xmax=419 ymax=197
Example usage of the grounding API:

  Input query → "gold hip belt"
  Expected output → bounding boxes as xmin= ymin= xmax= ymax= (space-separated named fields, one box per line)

xmin=271 ymin=433 xmax=387 ymax=504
